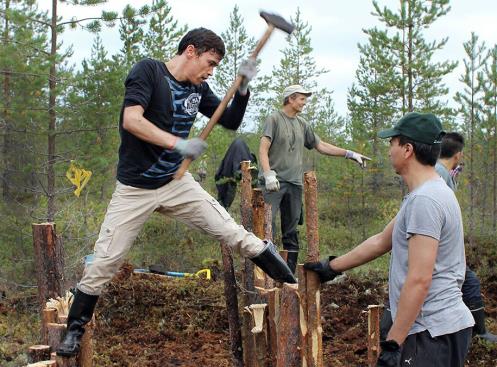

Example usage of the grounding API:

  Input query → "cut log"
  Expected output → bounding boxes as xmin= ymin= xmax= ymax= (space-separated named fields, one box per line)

xmin=266 ymin=288 xmax=280 ymax=366
xmin=302 ymin=171 xmax=323 ymax=367
xmin=26 ymin=361 xmax=56 ymax=366
xmin=276 ymin=283 xmax=300 ymax=367
xmin=367 ymin=305 xmax=382 ymax=367
xmin=42 ymin=307 xmax=57 ymax=345
xmin=46 ymin=323 xmax=66 ymax=352
xmin=56 ymin=355 xmax=78 ymax=367
xmin=240 ymin=161 xmax=256 ymax=367
xmin=27 ymin=345 xmax=51 ymax=363
xmin=252 ymin=188 xmax=267 ymax=289
xmin=32 ymin=223 xmax=64 ymax=341
xmin=77 ymin=319 xmax=94 ymax=367
xmin=220 ymin=242 xmax=243 ymax=367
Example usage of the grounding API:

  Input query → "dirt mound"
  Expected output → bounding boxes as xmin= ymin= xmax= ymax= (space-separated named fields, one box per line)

xmin=91 ymin=265 xmax=497 ymax=366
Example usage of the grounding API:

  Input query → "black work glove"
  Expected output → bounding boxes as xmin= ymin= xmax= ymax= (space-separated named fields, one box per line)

xmin=303 ymin=256 xmax=342 ymax=283
xmin=376 ymin=340 xmax=401 ymax=367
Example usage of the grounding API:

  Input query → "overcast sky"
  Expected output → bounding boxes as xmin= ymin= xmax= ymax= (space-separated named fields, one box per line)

xmin=39 ymin=0 xmax=497 ymax=116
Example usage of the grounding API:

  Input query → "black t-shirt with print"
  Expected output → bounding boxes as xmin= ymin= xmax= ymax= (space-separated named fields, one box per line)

xmin=117 ymin=58 xmax=249 ymax=189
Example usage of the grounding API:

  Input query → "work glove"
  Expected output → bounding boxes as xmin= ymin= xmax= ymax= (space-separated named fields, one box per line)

xmin=376 ymin=340 xmax=401 ymax=367
xmin=238 ymin=57 xmax=257 ymax=95
xmin=263 ymin=170 xmax=280 ymax=192
xmin=173 ymin=137 xmax=207 ymax=161
xmin=303 ymin=256 xmax=342 ymax=283
xmin=345 ymin=150 xmax=371 ymax=169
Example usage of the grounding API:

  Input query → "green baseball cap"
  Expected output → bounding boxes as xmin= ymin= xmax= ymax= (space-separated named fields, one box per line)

xmin=378 ymin=112 xmax=445 ymax=145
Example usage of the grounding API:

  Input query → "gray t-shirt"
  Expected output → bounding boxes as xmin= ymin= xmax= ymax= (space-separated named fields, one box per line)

xmin=389 ymin=177 xmax=474 ymax=337
xmin=261 ymin=110 xmax=320 ymax=186
xmin=435 ymin=162 xmax=457 ymax=191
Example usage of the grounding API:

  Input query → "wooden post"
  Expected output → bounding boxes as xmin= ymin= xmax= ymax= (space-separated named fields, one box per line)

xmin=240 ymin=160 xmax=257 ymax=367
xmin=263 ymin=202 xmax=274 ymax=290
xmin=42 ymin=308 xmax=57 ymax=345
xmin=27 ymin=345 xmax=51 ymax=363
xmin=266 ymin=288 xmax=280 ymax=367
xmin=367 ymin=305 xmax=382 ymax=367
xmin=33 ymin=223 xmax=65 ymax=343
xmin=276 ymin=283 xmax=300 ymax=367
xmin=302 ymin=171 xmax=323 ymax=367
xmin=55 ymin=355 xmax=77 ymax=367
xmin=220 ymin=242 xmax=243 ymax=367
xmin=252 ymin=188 xmax=267 ymax=289
xmin=46 ymin=323 xmax=66 ymax=352
xmin=77 ymin=319 xmax=94 ymax=367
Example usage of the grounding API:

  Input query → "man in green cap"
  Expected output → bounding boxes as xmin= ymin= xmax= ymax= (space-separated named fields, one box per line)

xmin=304 ymin=112 xmax=474 ymax=366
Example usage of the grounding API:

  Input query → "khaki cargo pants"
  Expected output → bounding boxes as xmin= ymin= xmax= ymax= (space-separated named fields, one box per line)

xmin=78 ymin=172 xmax=265 ymax=295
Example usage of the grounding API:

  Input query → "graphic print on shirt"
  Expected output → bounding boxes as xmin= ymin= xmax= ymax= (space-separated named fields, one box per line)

xmin=142 ymin=76 xmax=202 ymax=179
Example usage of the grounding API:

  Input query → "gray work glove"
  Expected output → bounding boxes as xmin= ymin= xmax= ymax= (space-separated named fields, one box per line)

xmin=345 ymin=150 xmax=371 ymax=168
xmin=263 ymin=170 xmax=280 ymax=192
xmin=173 ymin=138 xmax=207 ymax=161
xmin=238 ymin=57 xmax=257 ymax=95
xmin=303 ymin=256 xmax=342 ymax=283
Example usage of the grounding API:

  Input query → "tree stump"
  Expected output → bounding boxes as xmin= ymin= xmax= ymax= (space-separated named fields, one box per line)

xmin=27 ymin=345 xmax=51 ymax=363
xmin=56 ymin=355 xmax=78 ymax=367
xmin=46 ymin=323 xmax=66 ymax=352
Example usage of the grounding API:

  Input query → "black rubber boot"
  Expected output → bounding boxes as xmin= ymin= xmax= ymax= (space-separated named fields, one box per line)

xmin=286 ymin=251 xmax=299 ymax=275
xmin=56 ymin=289 xmax=99 ymax=357
xmin=472 ymin=308 xmax=497 ymax=343
xmin=251 ymin=241 xmax=297 ymax=284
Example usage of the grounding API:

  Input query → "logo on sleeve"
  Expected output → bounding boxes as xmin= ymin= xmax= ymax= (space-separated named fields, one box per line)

xmin=183 ymin=93 xmax=201 ymax=116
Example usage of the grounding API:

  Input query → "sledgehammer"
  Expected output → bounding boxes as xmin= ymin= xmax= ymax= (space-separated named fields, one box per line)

xmin=174 ymin=11 xmax=295 ymax=179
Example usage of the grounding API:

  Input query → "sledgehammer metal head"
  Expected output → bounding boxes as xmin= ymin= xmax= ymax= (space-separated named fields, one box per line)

xmin=260 ymin=11 xmax=295 ymax=34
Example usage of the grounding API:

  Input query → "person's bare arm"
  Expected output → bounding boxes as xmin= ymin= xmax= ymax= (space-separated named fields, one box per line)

xmin=259 ymin=136 xmax=272 ymax=173
xmin=331 ymin=218 xmax=395 ymax=272
xmin=122 ymin=105 xmax=177 ymax=148
xmin=315 ymin=141 xmax=347 ymax=157
xmin=386 ymin=234 xmax=438 ymax=345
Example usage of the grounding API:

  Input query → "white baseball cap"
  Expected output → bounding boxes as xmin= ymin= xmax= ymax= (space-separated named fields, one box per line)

xmin=282 ymin=84 xmax=312 ymax=99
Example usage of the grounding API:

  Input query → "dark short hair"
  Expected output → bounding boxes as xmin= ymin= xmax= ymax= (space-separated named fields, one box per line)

xmin=398 ymin=135 xmax=440 ymax=166
xmin=177 ymin=28 xmax=225 ymax=58
xmin=440 ymin=132 xmax=464 ymax=159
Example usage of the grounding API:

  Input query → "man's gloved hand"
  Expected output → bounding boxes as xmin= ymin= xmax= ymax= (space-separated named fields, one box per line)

xmin=376 ymin=340 xmax=401 ymax=367
xmin=173 ymin=137 xmax=207 ymax=160
xmin=345 ymin=150 xmax=371 ymax=168
xmin=303 ymin=256 xmax=342 ymax=283
xmin=263 ymin=170 xmax=280 ymax=192
xmin=238 ymin=57 xmax=257 ymax=95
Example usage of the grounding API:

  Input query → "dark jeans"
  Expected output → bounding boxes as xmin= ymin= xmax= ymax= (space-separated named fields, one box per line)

xmin=400 ymin=328 xmax=472 ymax=367
xmin=462 ymin=268 xmax=484 ymax=309
xmin=263 ymin=182 xmax=302 ymax=252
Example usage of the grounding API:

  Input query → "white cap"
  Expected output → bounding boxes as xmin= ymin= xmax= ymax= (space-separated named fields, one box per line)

xmin=282 ymin=84 xmax=312 ymax=99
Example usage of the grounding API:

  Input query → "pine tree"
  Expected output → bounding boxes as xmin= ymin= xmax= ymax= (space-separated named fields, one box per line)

xmin=454 ymin=32 xmax=488 ymax=244
xmin=348 ymin=27 xmax=400 ymax=190
xmin=482 ymin=45 xmax=497 ymax=233
xmin=372 ymin=0 xmax=457 ymax=118
xmin=142 ymin=0 xmax=186 ymax=61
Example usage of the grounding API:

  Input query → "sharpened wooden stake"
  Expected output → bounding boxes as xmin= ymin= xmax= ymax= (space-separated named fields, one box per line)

xmin=368 ymin=305 xmax=382 ymax=367
xmin=302 ymin=171 xmax=323 ymax=367
xmin=240 ymin=161 xmax=257 ymax=367
xmin=276 ymin=283 xmax=301 ymax=367
xmin=252 ymin=188 xmax=267 ymax=289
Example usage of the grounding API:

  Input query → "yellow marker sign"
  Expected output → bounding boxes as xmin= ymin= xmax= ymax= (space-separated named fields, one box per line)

xmin=66 ymin=161 xmax=92 ymax=197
